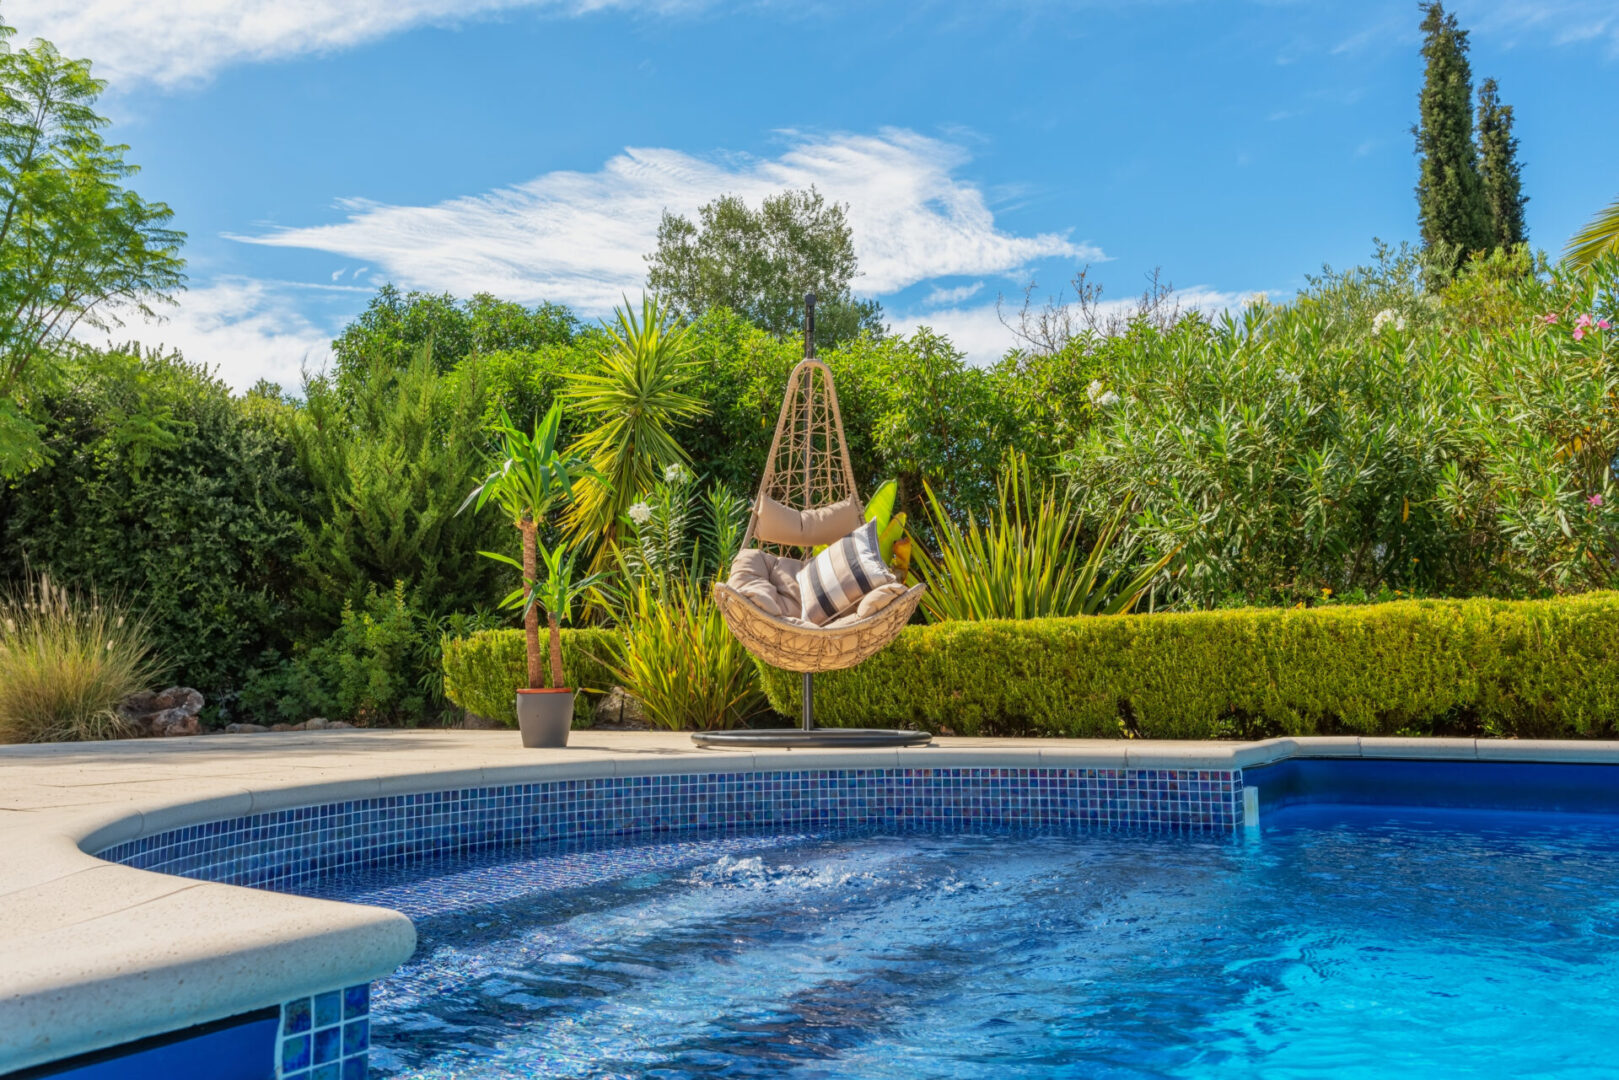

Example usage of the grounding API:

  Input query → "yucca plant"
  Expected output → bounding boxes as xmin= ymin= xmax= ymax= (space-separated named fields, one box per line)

xmin=0 ymin=573 xmax=165 ymax=743
xmin=564 ymin=295 xmax=708 ymax=553
xmin=916 ymin=454 xmax=1177 ymax=622
xmin=602 ymin=571 xmax=765 ymax=731
xmin=461 ymin=402 xmax=597 ymax=690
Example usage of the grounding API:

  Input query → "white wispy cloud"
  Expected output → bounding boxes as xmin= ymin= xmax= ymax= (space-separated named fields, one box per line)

xmin=5 ymin=0 xmax=700 ymax=88
xmin=79 ymin=278 xmax=341 ymax=392
xmin=236 ymin=129 xmax=1095 ymax=313
xmin=922 ymin=281 xmax=985 ymax=307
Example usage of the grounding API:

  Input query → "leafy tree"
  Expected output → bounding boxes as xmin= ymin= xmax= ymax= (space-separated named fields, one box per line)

xmin=646 ymin=187 xmax=883 ymax=351
xmin=0 ymin=348 xmax=304 ymax=701
xmin=329 ymin=285 xmax=578 ymax=400
xmin=1565 ymin=194 xmax=1619 ymax=269
xmin=0 ymin=19 xmax=184 ymax=477
xmin=1413 ymin=2 xmax=1492 ymax=275
xmin=1476 ymin=77 xmax=1527 ymax=249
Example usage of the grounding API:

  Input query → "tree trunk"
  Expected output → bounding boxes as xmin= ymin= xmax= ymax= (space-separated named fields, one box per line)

xmin=520 ymin=518 xmax=542 ymax=690
xmin=548 ymin=612 xmax=565 ymax=690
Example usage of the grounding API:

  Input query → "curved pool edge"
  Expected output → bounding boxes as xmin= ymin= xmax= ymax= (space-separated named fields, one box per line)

xmin=4 ymin=730 xmax=1619 ymax=1074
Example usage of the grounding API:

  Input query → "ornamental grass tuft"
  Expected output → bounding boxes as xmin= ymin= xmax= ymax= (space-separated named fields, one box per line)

xmin=0 ymin=573 xmax=165 ymax=743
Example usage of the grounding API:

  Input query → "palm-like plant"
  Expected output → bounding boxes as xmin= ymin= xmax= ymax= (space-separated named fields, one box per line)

xmin=482 ymin=541 xmax=607 ymax=689
xmin=564 ymin=295 xmax=707 ymax=552
xmin=916 ymin=454 xmax=1177 ymax=622
xmin=1566 ymin=194 xmax=1619 ymax=269
xmin=461 ymin=403 xmax=598 ymax=689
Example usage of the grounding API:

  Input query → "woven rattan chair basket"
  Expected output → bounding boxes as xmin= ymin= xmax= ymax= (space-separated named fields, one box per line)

xmin=713 ymin=356 xmax=923 ymax=674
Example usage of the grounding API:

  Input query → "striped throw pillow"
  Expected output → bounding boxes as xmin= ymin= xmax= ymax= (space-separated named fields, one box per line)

xmin=796 ymin=520 xmax=897 ymax=626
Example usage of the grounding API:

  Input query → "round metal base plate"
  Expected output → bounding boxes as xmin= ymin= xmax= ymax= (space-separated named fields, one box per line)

xmin=691 ymin=728 xmax=933 ymax=748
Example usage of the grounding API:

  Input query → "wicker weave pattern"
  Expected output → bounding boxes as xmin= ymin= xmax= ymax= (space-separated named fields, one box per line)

xmin=719 ymin=357 xmax=923 ymax=673
xmin=715 ymin=582 xmax=925 ymax=673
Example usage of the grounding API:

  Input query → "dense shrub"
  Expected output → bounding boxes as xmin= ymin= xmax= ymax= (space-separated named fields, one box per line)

xmin=1067 ymin=252 xmax=1619 ymax=605
xmin=442 ymin=627 xmax=620 ymax=726
xmin=756 ymin=593 xmax=1619 ymax=739
xmin=0 ymin=349 xmax=304 ymax=700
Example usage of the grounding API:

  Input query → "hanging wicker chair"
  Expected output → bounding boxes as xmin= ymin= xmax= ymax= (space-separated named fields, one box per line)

xmin=699 ymin=295 xmax=930 ymax=749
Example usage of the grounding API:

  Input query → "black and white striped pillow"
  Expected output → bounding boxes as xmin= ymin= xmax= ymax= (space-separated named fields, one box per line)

xmin=796 ymin=520 xmax=897 ymax=626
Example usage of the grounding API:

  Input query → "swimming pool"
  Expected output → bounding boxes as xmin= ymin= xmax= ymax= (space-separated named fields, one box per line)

xmin=13 ymin=739 xmax=1619 ymax=1080
xmin=295 ymin=760 xmax=1619 ymax=1079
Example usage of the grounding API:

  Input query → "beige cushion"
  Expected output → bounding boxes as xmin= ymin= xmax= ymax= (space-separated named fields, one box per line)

xmin=796 ymin=520 xmax=896 ymax=626
xmin=727 ymin=550 xmax=796 ymax=617
xmin=753 ymin=494 xmax=865 ymax=548
xmin=825 ymin=583 xmax=910 ymax=628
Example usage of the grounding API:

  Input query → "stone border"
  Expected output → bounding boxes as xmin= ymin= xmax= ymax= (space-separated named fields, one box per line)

xmin=5 ymin=732 xmax=1619 ymax=1074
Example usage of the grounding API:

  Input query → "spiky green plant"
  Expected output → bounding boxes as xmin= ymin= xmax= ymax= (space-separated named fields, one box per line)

xmin=1566 ymin=194 xmax=1619 ymax=269
xmin=480 ymin=541 xmax=607 ymax=690
xmin=916 ymin=455 xmax=1176 ymax=622
xmin=0 ymin=573 xmax=165 ymax=743
xmin=602 ymin=570 xmax=764 ymax=731
xmin=564 ymin=296 xmax=707 ymax=551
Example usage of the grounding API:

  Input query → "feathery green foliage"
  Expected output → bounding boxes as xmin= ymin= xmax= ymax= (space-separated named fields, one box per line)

xmin=1566 ymin=194 xmax=1619 ymax=270
xmin=916 ymin=454 xmax=1176 ymax=621
xmin=0 ymin=572 xmax=165 ymax=743
xmin=564 ymin=296 xmax=707 ymax=549
xmin=756 ymin=593 xmax=1619 ymax=739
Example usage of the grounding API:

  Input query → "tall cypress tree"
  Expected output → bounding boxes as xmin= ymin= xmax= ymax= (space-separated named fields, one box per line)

xmin=1413 ymin=2 xmax=1492 ymax=273
xmin=1476 ymin=77 xmax=1528 ymax=248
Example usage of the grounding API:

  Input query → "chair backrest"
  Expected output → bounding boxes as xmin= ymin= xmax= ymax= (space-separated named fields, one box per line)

xmin=742 ymin=358 xmax=861 ymax=551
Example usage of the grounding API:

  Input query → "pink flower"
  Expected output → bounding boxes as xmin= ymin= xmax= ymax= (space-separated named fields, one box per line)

xmin=1600 ymin=320 xmax=1613 ymax=331
xmin=1576 ymin=314 xmax=1594 ymax=329
xmin=1543 ymin=313 xmax=1559 ymax=325
xmin=1590 ymin=494 xmax=1605 ymax=507
xmin=1574 ymin=326 xmax=1587 ymax=341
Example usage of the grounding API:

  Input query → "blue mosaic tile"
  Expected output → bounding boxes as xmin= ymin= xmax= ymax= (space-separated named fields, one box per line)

xmin=282 ymin=997 xmax=311 ymax=1035
xmin=343 ymin=1018 xmax=368 ymax=1056
xmin=342 ymin=1055 xmax=368 ymax=1080
xmin=343 ymin=984 xmax=369 ymax=1020
xmin=281 ymin=1034 xmax=310 ymax=1071
xmin=312 ymin=1065 xmax=341 ymax=1080
xmin=314 ymin=990 xmax=341 ymax=1029
xmin=313 ymin=1026 xmax=342 ymax=1065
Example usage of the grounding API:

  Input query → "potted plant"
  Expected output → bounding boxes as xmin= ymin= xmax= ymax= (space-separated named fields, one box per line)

xmin=462 ymin=404 xmax=606 ymax=747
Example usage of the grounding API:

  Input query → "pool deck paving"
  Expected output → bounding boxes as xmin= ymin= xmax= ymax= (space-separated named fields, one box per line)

xmin=4 ymin=729 xmax=1619 ymax=1073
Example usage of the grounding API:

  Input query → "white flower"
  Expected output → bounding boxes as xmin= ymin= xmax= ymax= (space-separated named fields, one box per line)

xmin=663 ymin=463 xmax=691 ymax=485
xmin=628 ymin=501 xmax=653 ymax=526
xmin=1372 ymin=309 xmax=1405 ymax=334
xmin=1086 ymin=379 xmax=1105 ymax=403
xmin=1095 ymin=390 xmax=1120 ymax=407
xmin=1277 ymin=370 xmax=1300 ymax=385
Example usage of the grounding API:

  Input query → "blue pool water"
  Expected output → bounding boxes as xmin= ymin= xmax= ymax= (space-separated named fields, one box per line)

xmin=312 ymin=800 xmax=1619 ymax=1080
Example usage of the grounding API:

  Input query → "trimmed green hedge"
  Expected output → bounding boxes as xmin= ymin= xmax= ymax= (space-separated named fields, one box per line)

xmin=756 ymin=594 xmax=1619 ymax=739
xmin=442 ymin=629 xmax=620 ymax=727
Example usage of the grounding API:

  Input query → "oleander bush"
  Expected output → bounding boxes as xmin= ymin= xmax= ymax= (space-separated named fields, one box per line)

xmin=442 ymin=627 xmax=619 ymax=726
xmin=755 ymin=592 xmax=1619 ymax=739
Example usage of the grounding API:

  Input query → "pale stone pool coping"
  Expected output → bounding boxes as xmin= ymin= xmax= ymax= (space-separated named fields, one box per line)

xmin=3 ymin=729 xmax=1619 ymax=1073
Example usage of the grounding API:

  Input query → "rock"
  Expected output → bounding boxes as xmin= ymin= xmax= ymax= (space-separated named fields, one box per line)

xmin=459 ymin=713 xmax=503 ymax=730
xmin=225 ymin=723 xmax=269 ymax=733
xmin=328 ymin=720 xmax=354 ymax=729
xmin=119 ymin=686 xmax=205 ymax=738
xmin=593 ymin=687 xmax=651 ymax=730
xmin=270 ymin=723 xmax=295 ymax=732
xmin=304 ymin=717 xmax=329 ymax=730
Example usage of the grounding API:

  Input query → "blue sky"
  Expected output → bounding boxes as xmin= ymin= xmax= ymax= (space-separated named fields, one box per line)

xmin=12 ymin=0 xmax=1619 ymax=388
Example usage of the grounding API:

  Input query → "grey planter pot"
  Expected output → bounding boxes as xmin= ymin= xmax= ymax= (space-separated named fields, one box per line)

xmin=516 ymin=689 xmax=573 ymax=748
